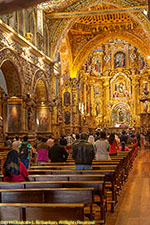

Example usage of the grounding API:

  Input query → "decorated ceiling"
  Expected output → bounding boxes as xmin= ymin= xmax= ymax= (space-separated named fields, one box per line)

xmin=39 ymin=0 xmax=147 ymax=12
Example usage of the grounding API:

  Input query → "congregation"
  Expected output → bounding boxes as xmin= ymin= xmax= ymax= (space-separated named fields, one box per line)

xmin=2 ymin=129 xmax=139 ymax=181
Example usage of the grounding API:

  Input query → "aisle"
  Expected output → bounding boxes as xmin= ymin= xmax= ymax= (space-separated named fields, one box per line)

xmin=106 ymin=149 xmax=150 ymax=225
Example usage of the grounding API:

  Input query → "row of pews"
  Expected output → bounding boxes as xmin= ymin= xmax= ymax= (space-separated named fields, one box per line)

xmin=0 ymin=146 xmax=138 ymax=224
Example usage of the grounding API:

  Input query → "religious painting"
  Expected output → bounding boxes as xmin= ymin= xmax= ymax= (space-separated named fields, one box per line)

xmin=64 ymin=92 xmax=70 ymax=106
xmin=8 ymin=104 xmax=21 ymax=132
xmin=37 ymin=108 xmax=50 ymax=132
xmin=113 ymin=77 xmax=129 ymax=98
xmin=114 ymin=52 xmax=125 ymax=68
xmin=139 ymin=56 xmax=145 ymax=70
xmin=64 ymin=111 xmax=71 ymax=125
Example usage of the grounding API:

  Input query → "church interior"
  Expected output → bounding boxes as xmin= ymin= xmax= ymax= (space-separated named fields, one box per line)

xmin=0 ymin=0 xmax=149 ymax=224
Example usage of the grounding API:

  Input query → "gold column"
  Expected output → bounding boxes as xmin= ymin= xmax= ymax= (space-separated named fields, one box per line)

xmin=99 ymin=51 xmax=104 ymax=74
xmin=131 ymin=76 xmax=139 ymax=125
xmin=84 ymin=81 xmax=87 ymax=114
xmin=72 ymin=82 xmax=79 ymax=133
xmin=90 ymin=82 xmax=94 ymax=116
xmin=51 ymin=73 xmax=58 ymax=136
xmin=103 ymin=77 xmax=110 ymax=125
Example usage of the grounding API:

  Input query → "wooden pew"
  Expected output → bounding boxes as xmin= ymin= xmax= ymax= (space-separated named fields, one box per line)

xmin=0 ymin=180 xmax=105 ymax=223
xmin=27 ymin=169 xmax=117 ymax=212
xmin=0 ymin=188 xmax=95 ymax=220
xmin=40 ymin=161 xmax=120 ymax=166
xmin=0 ymin=203 xmax=85 ymax=221
xmin=30 ymin=165 xmax=118 ymax=171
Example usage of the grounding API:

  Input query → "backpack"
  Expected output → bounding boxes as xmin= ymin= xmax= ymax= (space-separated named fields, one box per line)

xmin=19 ymin=143 xmax=28 ymax=160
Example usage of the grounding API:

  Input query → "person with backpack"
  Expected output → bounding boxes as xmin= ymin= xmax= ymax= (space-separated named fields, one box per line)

xmin=19 ymin=136 xmax=32 ymax=169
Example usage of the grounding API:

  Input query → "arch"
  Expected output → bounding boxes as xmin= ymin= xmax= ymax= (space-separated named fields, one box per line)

xmin=112 ymin=102 xmax=130 ymax=111
xmin=51 ymin=0 xmax=150 ymax=61
xmin=71 ymin=31 xmax=150 ymax=77
xmin=0 ymin=60 xmax=21 ymax=96
xmin=0 ymin=48 xmax=23 ymax=95
xmin=111 ymin=102 xmax=131 ymax=124
xmin=32 ymin=70 xmax=51 ymax=101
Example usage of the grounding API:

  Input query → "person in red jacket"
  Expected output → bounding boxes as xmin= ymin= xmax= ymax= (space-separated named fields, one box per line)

xmin=3 ymin=150 xmax=29 ymax=182
xmin=108 ymin=133 xmax=118 ymax=156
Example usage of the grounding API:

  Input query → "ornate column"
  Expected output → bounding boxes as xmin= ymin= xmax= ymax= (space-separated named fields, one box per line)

xmin=83 ymin=79 xmax=87 ymax=114
xmin=103 ymin=77 xmax=110 ymax=126
xmin=51 ymin=73 xmax=59 ymax=137
xmin=0 ymin=88 xmax=4 ymax=145
xmin=72 ymin=80 xmax=79 ymax=133
xmin=131 ymin=75 xmax=139 ymax=125
xmin=90 ymin=82 xmax=95 ymax=116
xmin=99 ymin=51 xmax=104 ymax=74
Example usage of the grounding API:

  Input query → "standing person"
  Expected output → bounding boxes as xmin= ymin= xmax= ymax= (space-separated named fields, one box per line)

xmin=12 ymin=136 xmax=22 ymax=153
xmin=95 ymin=131 xmax=111 ymax=160
xmin=108 ymin=133 xmax=118 ymax=156
xmin=3 ymin=150 xmax=29 ymax=182
xmin=72 ymin=133 xmax=80 ymax=149
xmin=47 ymin=134 xmax=54 ymax=148
xmin=36 ymin=138 xmax=49 ymax=165
xmin=66 ymin=134 xmax=73 ymax=153
xmin=136 ymin=131 xmax=141 ymax=148
xmin=48 ymin=138 xmax=68 ymax=162
xmin=120 ymin=131 xmax=128 ymax=145
xmin=72 ymin=132 xmax=95 ymax=170
xmin=88 ymin=134 xmax=96 ymax=151
xmin=4 ymin=136 xmax=12 ymax=148
xmin=60 ymin=135 xmax=67 ymax=147
xmin=19 ymin=136 xmax=32 ymax=169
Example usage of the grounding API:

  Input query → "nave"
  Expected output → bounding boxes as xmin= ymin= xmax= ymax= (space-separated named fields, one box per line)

xmin=107 ymin=149 xmax=150 ymax=225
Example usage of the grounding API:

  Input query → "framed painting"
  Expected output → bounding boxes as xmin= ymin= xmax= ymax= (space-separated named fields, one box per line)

xmin=114 ymin=52 xmax=125 ymax=68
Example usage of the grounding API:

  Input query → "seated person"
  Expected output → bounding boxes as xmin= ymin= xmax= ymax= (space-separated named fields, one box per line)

xmin=36 ymin=137 xmax=49 ymax=165
xmin=108 ymin=133 xmax=118 ymax=156
xmin=119 ymin=141 xmax=129 ymax=152
xmin=3 ymin=150 xmax=29 ymax=182
xmin=48 ymin=138 xmax=68 ymax=162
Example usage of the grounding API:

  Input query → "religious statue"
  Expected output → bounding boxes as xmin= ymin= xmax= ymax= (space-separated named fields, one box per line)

xmin=119 ymin=110 xmax=124 ymax=122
